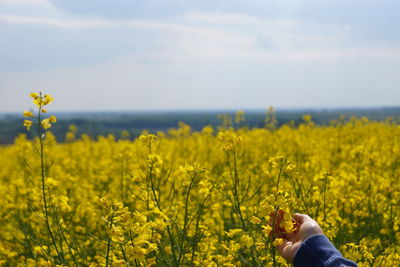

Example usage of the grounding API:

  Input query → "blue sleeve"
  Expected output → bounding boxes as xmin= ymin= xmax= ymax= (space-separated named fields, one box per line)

xmin=294 ymin=235 xmax=358 ymax=267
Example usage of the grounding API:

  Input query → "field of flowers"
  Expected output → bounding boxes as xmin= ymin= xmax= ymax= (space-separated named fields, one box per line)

xmin=0 ymin=93 xmax=400 ymax=266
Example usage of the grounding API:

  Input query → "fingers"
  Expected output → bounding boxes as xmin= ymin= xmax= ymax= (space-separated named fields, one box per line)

xmin=284 ymin=230 xmax=300 ymax=243
xmin=293 ymin=213 xmax=312 ymax=224
xmin=276 ymin=239 xmax=290 ymax=255
xmin=276 ymin=213 xmax=323 ymax=263
xmin=276 ymin=239 xmax=301 ymax=264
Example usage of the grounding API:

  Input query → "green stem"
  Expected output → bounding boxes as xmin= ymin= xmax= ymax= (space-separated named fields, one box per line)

xmin=37 ymin=97 xmax=63 ymax=264
xmin=105 ymin=211 xmax=115 ymax=267
xmin=147 ymin=156 xmax=179 ymax=266
xmin=271 ymin=207 xmax=280 ymax=267
xmin=178 ymin=173 xmax=196 ymax=265
xmin=49 ymin=190 xmax=78 ymax=266
xmin=276 ymin=159 xmax=284 ymax=191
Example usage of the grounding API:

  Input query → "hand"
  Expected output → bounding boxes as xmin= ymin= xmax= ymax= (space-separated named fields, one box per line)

xmin=276 ymin=213 xmax=323 ymax=263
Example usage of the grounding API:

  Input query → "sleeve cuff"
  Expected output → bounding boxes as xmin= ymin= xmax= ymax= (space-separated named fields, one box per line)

xmin=294 ymin=235 xmax=357 ymax=267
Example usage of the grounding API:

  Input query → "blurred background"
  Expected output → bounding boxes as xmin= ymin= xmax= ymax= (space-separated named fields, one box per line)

xmin=1 ymin=0 xmax=400 ymax=143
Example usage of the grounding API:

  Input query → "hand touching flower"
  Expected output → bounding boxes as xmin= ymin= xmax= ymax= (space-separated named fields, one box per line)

xmin=275 ymin=213 xmax=323 ymax=263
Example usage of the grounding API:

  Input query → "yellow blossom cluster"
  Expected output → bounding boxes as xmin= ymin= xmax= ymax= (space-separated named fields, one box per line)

xmin=23 ymin=92 xmax=56 ymax=131
xmin=0 ymin=94 xmax=399 ymax=266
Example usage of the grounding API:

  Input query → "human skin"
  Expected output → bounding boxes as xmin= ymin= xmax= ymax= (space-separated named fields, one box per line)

xmin=276 ymin=213 xmax=324 ymax=263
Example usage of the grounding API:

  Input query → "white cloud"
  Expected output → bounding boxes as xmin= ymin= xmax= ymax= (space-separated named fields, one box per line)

xmin=1 ymin=9 xmax=398 ymax=64
xmin=2 ymin=48 xmax=400 ymax=112
xmin=0 ymin=13 xmax=215 ymax=31
xmin=0 ymin=8 xmax=353 ymax=52
xmin=180 ymin=11 xmax=265 ymax=25
xmin=1 ymin=10 xmax=398 ymax=64
xmin=0 ymin=0 xmax=52 ymax=7
xmin=1 ymin=8 xmax=400 ymax=112
xmin=0 ymin=14 xmax=115 ymax=28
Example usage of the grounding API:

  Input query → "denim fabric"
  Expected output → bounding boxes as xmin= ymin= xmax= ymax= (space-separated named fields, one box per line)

xmin=294 ymin=235 xmax=358 ymax=267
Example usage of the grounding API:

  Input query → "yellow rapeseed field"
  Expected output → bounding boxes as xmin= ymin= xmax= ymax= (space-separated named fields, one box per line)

xmin=1 ymin=93 xmax=399 ymax=266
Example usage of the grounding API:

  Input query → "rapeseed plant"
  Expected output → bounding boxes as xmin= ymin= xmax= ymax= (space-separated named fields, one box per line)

xmin=0 ymin=93 xmax=399 ymax=265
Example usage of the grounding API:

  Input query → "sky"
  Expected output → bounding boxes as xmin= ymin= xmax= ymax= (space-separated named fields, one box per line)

xmin=0 ymin=0 xmax=400 ymax=112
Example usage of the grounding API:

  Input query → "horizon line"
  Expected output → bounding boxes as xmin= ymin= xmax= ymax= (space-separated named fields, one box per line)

xmin=1 ymin=106 xmax=400 ymax=116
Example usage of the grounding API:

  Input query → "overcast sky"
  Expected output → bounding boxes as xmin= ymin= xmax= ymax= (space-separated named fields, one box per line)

xmin=1 ymin=0 xmax=399 ymax=112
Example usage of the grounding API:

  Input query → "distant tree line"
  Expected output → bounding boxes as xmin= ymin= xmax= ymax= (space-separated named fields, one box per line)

xmin=1 ymin=107 xmax=399 ymax=144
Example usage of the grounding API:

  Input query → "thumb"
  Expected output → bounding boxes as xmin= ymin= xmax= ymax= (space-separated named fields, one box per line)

xmin=293 ymin=213 xmax=311 ymax=224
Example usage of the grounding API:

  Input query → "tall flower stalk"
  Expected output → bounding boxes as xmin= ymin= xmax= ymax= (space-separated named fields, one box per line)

xmin=23 ymin=92 xmax=62 ymax=263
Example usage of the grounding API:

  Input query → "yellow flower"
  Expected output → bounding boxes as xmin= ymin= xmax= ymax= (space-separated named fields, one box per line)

xmin=30 ymin=92 xmax=39 ymax=99
xmin=33 ymin=246 xmax=46 ymax=255
xmin=302 ymin=114 xmax=312 ymax=122
xmin=41 ymin=108 xmax=47 ymax=113
xmin=49 ymin=115 xmax=57 ymax=123
xmin=113 ymin=260 xmax=126 ymax=265
xmin=139 ymin=134 xmax=158 ymax=147
xmin=33 ymin=98 xmax=42 ymax=107
xmin=269 ymin=156 xmax=284 ymax=168
xmin=23 ymin=110 xmax=34 ymax=117
xmin=45 ymin=177 xmax=59 ymax=187
xmin=235 ymin=110 xmax=245 ymax=124
xmin=146 ymin=243 xmax=158 ymax=254
xmin=42 ymin=94 xmax=54 ymax=105
xmin=226 ymin=229 xmax=242 ymax=238
xmin=41 ymin=118 xmax=52 ymax=129
xmin=250 ymin=216 xmax=262 ymax=225
xmin=262 ymin=225 xmax=272 ymax=237
xmin=273 ymin=238 xmax=284 ymax=247
xmin=240 ymin=234 xmax=253 ymax=248
xmin=23 ymin=120 xmax=33 ymax=130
